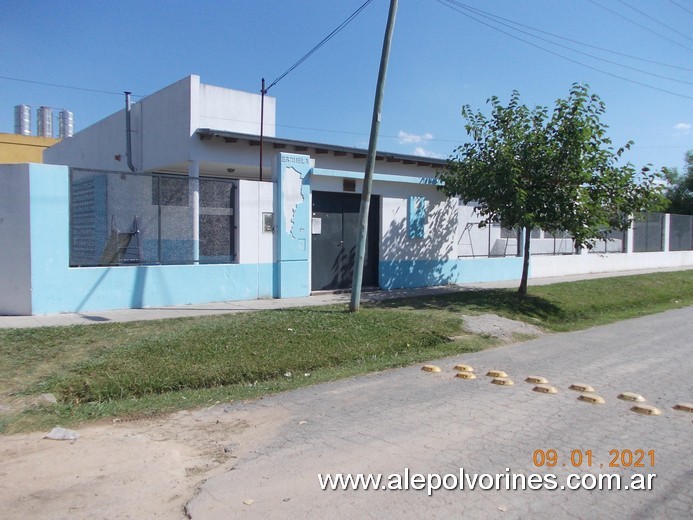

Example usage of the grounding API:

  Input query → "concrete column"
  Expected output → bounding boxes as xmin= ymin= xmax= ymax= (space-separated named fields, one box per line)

xmin=189 ymin=160 xmax=200 ymax=264
xmin=663 ymin=213 xmax=671 ymax=252
xmin=626 ymin=217 xmax=635 ymax=254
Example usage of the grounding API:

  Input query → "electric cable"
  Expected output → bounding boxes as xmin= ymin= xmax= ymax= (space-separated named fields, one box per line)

xmin=265 ymin=0 xmax=375 ymax=92
xmin=435 ymin=0 xmax=693 ymax=100
xmin=616 ymin=0 xmax=693 ymax=43
xmin=447 ymin=1 xmax=693 ymax=72
xmin=586 ymin=0 xmax=693 ymax=52
xmin=0 ymin=75 xmax=144 ymax=97
xmin=442 ymin=0 xmax=693 ymax=85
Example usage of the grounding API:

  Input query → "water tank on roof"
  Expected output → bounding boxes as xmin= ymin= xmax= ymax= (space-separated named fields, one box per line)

xmin=37 ymin=106 xmax=53 ymax=137
xmin=14 ymin=104 xmax=31 ymax=135
xmin=59 ymin=109 xmax=74 ymax=138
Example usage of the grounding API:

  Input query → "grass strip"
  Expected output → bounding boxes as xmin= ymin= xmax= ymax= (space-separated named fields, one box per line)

xmin=0 ymin=270 xmax=691 ymax=433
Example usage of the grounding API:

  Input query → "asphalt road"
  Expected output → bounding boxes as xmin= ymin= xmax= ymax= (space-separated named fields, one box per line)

xmin=186 ymin=306 xmax=693 ymax=519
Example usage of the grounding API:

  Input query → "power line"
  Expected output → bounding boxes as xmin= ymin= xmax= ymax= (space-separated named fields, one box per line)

xmin=0 ymin=75 xmax=145 ymax=97
xmin=616 ymin=0 xmax=693 ymax=43
xmin=265 ymin=0 xmax=375 ymax=91
xmin=435 ymin=0 xmax=693 ymax=100
xmin=448 ymin=1 xmax=693 ymax=72
xmin=586 ymin=0 xmax=693 ymax=52
xmin=667 ymin=0 xmax=693 ymax=16
xmin=444 ymin=0 xmax=693 ymax=85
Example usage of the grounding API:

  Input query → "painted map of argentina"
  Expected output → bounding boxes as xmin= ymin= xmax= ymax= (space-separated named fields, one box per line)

xmin=283 ymin=166 xmax=305 ymax=239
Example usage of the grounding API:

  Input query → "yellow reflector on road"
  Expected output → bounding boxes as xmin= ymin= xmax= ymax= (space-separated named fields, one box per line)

xmin=631 ymin=404 xmax=662 ymax=416
xmin=570 ymin=383 xmax=596 ymax=393
xmin=525 ymin=376 xmax=548 ymax=384
xmin=533 ymin=384 xmax=558 ymax=394
xmin=491 ymin=377 xmax=514 ymax=386
xmin=454 ymin=364 xmax=474 ymax=372
xmin=455 ymin=371 xmax=476 ymax=380
xmin=618 ymin=392 xmax=645 ymax=402
xmin=578 ymin=393 xmax=605 ymax=404
xmin=486 ymin=370 xmax=508 ymax=378
xmin=422 ymin=365 xmax=441 ymax=373
xmin=673 ymin=403 xmax=693 ymax=413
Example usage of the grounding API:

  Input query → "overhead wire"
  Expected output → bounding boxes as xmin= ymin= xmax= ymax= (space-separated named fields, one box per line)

xmin=444 ymin=0 xmax=693 ymax=85
xmin=615 ymin=0 xmax=693 ymax=43
xmin=445 ymin=2 xmax=693 ymax=72
xmin=435 ymin=0 xmax=693 ymax=100
xmin=0 ymin=75 xmax=145 ymax=97
xmin=265 ymin=0 xmax=375 ymax=91
xmin=667 ymin=0 xmax=693 ymax=17
xmin=585 ymin=0 xmax=693 ymax=52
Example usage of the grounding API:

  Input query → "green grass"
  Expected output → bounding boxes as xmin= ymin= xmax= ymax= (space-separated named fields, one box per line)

xmin=0 ymin=270 xmax=691 ymax=433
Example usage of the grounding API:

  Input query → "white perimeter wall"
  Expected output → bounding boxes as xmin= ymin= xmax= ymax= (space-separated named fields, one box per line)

xmin=531 ymin=250 xmax=693 ymax=278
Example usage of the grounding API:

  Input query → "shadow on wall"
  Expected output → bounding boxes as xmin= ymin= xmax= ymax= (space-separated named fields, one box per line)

xmin=380 ymin=196 xmax=458 ymax=290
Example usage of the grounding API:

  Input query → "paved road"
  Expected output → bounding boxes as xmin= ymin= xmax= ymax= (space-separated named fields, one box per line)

xmin=186 ymin=307 xmax=693 ymax=520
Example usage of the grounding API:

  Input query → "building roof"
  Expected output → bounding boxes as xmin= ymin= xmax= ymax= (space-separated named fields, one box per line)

xmin=196 ymin=128 xmax=447 ymax=168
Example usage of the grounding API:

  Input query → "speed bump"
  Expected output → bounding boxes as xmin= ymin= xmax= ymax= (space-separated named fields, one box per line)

xmin=578 ymin=393 xmax=605 ymax=404
xmin=455 ymin=371 xmax=476 ymax=380
xmin=617 ymin=392 xmax=645 ymax=403
xmin=673 ymin=403 xmax=693 ymax=413
xmin=631 ymin=404 xmax=662 ymax=416
xmin=421 ymin=365 xmax=441 ymax=373
xmin=454 ymin=364 xmax=474 ymax=372
xmin=533 ymin=384 xmax=558 ymax=394
xmin=525 ymin=376 xmax=549 ymax=384
xmin=570 ymin=383 xmax=596 ymax=393
xmin=486 ymin=370 xmax=508 ymax=378
xmin=491 ymin=377 xmax=514 ymax=386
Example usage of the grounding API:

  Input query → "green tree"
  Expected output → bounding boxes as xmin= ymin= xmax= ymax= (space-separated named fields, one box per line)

xmin=438 ymin=84 xmax=664 ymax=297
xmin=663 ymin=150 xmax=693 ymax=215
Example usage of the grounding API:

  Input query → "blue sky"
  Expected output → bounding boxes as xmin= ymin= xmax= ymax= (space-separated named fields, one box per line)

xmin=1 ymin=0 xmax=691 ymax=172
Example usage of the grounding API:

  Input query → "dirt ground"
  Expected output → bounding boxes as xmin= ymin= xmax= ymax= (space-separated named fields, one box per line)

xmin=0 ymin=403 xmax=288 ymax=520
xmin=0 ymin=314 xmax=538 ymax=519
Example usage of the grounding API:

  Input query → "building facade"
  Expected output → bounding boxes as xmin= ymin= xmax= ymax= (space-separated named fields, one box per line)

xmin=0 ymin=75 xmax=691 ymax=315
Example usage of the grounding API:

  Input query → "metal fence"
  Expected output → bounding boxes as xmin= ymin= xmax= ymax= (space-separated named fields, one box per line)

xmin=458 ymin=211 xmax=693 ymax=259
xmin=669 ymin=214 xmax=693 ymax=252
xmin=69 ymin=168 xmax=236 ymax=267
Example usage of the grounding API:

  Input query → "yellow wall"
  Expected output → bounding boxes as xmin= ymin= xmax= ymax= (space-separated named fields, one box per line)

xmin=0 ymin=133 xmax=60 ymax=163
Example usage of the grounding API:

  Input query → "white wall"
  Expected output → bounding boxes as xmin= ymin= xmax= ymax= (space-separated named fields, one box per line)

xmin=45 ymin=75 xmax=276 ymax=174
xmin=0 ymin=164 xmax=32 ymax=315
xmin=531 ymin=250 xmax=693 ymax=278
xmin=236 ymin=180 xmax=274 ymax=264
xmin=196 ymin=83 xmax=275 ymax=137
xmin=380 ymin=185 xmax=457 ymax=263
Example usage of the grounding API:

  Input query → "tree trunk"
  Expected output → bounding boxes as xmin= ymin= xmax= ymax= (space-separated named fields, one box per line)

xmin=518 ymin=226 xmax=531 ymax=297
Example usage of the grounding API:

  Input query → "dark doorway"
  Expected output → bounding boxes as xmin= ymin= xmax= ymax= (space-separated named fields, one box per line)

xmin=311 ymin=191 xmax=380 ymax=291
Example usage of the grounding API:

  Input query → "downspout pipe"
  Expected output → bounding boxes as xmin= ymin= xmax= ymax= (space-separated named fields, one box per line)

xmin=125 ymin=91 xmax=136 ymax=172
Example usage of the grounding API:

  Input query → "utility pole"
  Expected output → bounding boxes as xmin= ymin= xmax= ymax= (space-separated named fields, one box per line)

xmin=349 ymin=0 xmax=398 ymax=312
xmin=260 ymin=78 xmax=266 ymax=182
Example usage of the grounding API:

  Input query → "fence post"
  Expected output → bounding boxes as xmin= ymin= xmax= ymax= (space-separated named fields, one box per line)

xmin=663 ymin=213 xmax=671 ymax=252
xmin=189 ymin=160 xmax=200 ymax=264
xmin=626 ymin=216 xmax=635 ymax=254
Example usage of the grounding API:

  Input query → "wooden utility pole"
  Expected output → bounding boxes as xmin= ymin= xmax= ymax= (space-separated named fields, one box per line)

xmin=349 ymin=0 xmax=398 ymax=312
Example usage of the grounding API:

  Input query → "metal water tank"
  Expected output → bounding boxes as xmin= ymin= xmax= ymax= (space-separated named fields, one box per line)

xmin=14 ymin=104 xmax=31 ymax=135
xmin=58 ymin=109 xmax=74 ymax=138
xmin=37 ymin=106 xmax=53 ymax=137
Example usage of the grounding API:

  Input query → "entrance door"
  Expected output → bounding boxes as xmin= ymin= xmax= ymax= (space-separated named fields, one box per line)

xmin=311 ymin=191 xmax=380 ymax=291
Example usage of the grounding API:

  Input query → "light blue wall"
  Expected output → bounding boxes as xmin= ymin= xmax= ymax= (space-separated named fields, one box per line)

xmin=26 ymin=165 xmax=275 ymax=315
xmin=380 ymin=257 xmax=524 ymax=290
xmin=274 ymin=153 xmax=311 ymax=298
xmin=15 ymin=163 xmax=527 ymax=315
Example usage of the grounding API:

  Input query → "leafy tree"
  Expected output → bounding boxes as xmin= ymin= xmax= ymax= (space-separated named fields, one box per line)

xmin=438 ymin=84 xmax=664 ymax=297
xmin=662 ymin=150 xmax=693 ymax=215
